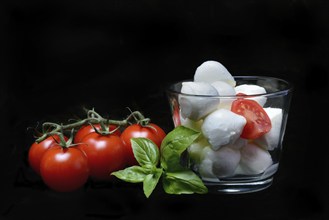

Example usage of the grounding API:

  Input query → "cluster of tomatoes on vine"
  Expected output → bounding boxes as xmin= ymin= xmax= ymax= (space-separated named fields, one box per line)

xmin=28 ymin=108 xmax=166 ymax=192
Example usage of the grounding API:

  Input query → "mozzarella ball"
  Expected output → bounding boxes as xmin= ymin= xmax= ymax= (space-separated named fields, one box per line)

xmin=194 ymin=60 xmax=236 ymax=87
xmin=212 ymin=146 xmax=241 ymax=178
xmin=180 ymin=115 xmax=203 ymax=132
xmin=198 ymin=158 xmax=218 ymax=182
xmin=238 ymin=143 xmax=273 ymax=175
xmin=234 ymin=84 xmax=267 ymax=106
xmin=179 ymin=82 xmax=219 ymax=120
xmin=211 ymin=81 xmax=236 ymax=96
xmin=201 ymin=109 xmax=247 ymax=150
xmin=187 ymin=138 xmax=209 ymax=163
xmin=211 ymin=81 xmax=236 ymax=109
xmin=225 ymin=138 xmax=248 ymax=150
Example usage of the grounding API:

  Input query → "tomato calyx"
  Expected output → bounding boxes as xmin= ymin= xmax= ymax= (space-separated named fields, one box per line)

xmin=49 ymin=128 xmax=76 ymax=149
xmin=125 ymin=108 xmax=151 ymax=127
xmin=138 ymin=118 xmax=151 ymax=126
xmin=88 ymin=122 xmax=115 ymax=136
xmin=127 ymin=112 xmax=159 ymax=134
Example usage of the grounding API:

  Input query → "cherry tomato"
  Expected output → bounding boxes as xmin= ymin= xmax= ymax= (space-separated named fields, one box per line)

xmin=40 ymin=146 xmax=89 ymax=192
xmin=28 ymin=135 xmax=68 ymax=175
xmin=231 ymin=99 xmax=272 ymax=139
xmin=74 ymin=124 xmax=121 ymax=144
xmin=78 ymin=133 xmax=126 ymax=180
xmin=120 ymin=123 xmax=166 ymax=166
xmin=169 ymin=98 xmax=181 ymax=126
xmin=236 ymin=92 xmax=247 ymax=96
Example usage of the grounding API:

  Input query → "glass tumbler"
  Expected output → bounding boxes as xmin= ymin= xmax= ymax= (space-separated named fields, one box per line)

xmin=166 ymin=76 xmax=293 ymax=194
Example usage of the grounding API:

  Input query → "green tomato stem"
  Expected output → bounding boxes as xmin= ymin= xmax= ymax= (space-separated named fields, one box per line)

xmin=35 ymin=109 xmax=149 ymax=143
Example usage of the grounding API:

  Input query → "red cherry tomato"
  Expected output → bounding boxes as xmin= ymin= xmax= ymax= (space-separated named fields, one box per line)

xmin=74 ymin=124 xmax=121 ymax=143
xmin=120 ymin=123 xmax=166 ymax=166
xmin=170 ymin=98 xmax=181 ymax=126
xmin=40 ymin=146 xmax=89 ymax=192
xmin=78 ymin=133 xmax=126 ymax=180
xmin=28 ymin=135 xmax=68 ymax=175
xmin=236 ymin=92 xmax=247 ymax=97
xmin=231 ymin=99 xmax=272 ymax=139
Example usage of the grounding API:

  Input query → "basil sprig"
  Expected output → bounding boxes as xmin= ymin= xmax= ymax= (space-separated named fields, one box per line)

xmin=112 ymin=126 xmax=208 ymax=198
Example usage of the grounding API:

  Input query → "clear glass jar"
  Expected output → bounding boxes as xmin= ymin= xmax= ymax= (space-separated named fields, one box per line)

xmin=166 ymin=76 xmax=293 ymax=193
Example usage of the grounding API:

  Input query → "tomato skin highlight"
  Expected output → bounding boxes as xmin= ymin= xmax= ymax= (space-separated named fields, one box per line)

xmin=40 ymin=146 xmax=90 ymax=192
xmin=78 ymin=133 xmax=126 ymax=180
xmin=74 ymin=124 xmax=121 ymax=144
xmin=120 ymin=123 xmax=166 ymax=166
xmin=231 ymin=99 xmax=272 ymax=139
xmin=28 ymin=135 xmax=68 ymax=175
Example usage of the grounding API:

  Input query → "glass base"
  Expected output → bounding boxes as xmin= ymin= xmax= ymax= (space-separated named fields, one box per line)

xmin=204 ymin=177 xmax=273 ymax=194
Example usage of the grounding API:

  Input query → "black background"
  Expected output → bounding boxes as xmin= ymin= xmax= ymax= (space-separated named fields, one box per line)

xmin=1 ymin=0 xmax=329 ymax=219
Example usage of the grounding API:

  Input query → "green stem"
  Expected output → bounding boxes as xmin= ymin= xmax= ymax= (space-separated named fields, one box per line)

xmin=35 ymin=110 xmax=147 ymax=143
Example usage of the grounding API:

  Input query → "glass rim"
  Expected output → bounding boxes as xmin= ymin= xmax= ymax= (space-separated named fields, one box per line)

xmin=166 ymin=75 xmax=293 ymax=99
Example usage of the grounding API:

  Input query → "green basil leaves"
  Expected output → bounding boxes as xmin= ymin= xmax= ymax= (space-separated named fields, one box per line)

xmin=112 ymin=126 xmax=208 ymax=198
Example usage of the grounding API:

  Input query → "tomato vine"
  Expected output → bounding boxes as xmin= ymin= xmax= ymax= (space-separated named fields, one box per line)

xmin=34 ymin=108 xmax=151 ymax=144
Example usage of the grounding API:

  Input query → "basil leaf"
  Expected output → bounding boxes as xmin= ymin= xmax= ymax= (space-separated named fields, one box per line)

xmin=111 ymin=128 xmax=208 ymax=198
xmin=160 ymin=151 xmax=187 ymax=172
xmin=111 ymin=166 xmax=149 ymax=183
xmin=161 ymin=126 xmax=200 ymax=153
xmin=160 ymin=126 xmax=200 ymax=171
xmin=131 ymin=138 xmax=159 ymax=168
xmin=143 ymin=168 xmax=163 ymax=198
xmin=162 ymin=170 xmax=208 ymax=194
